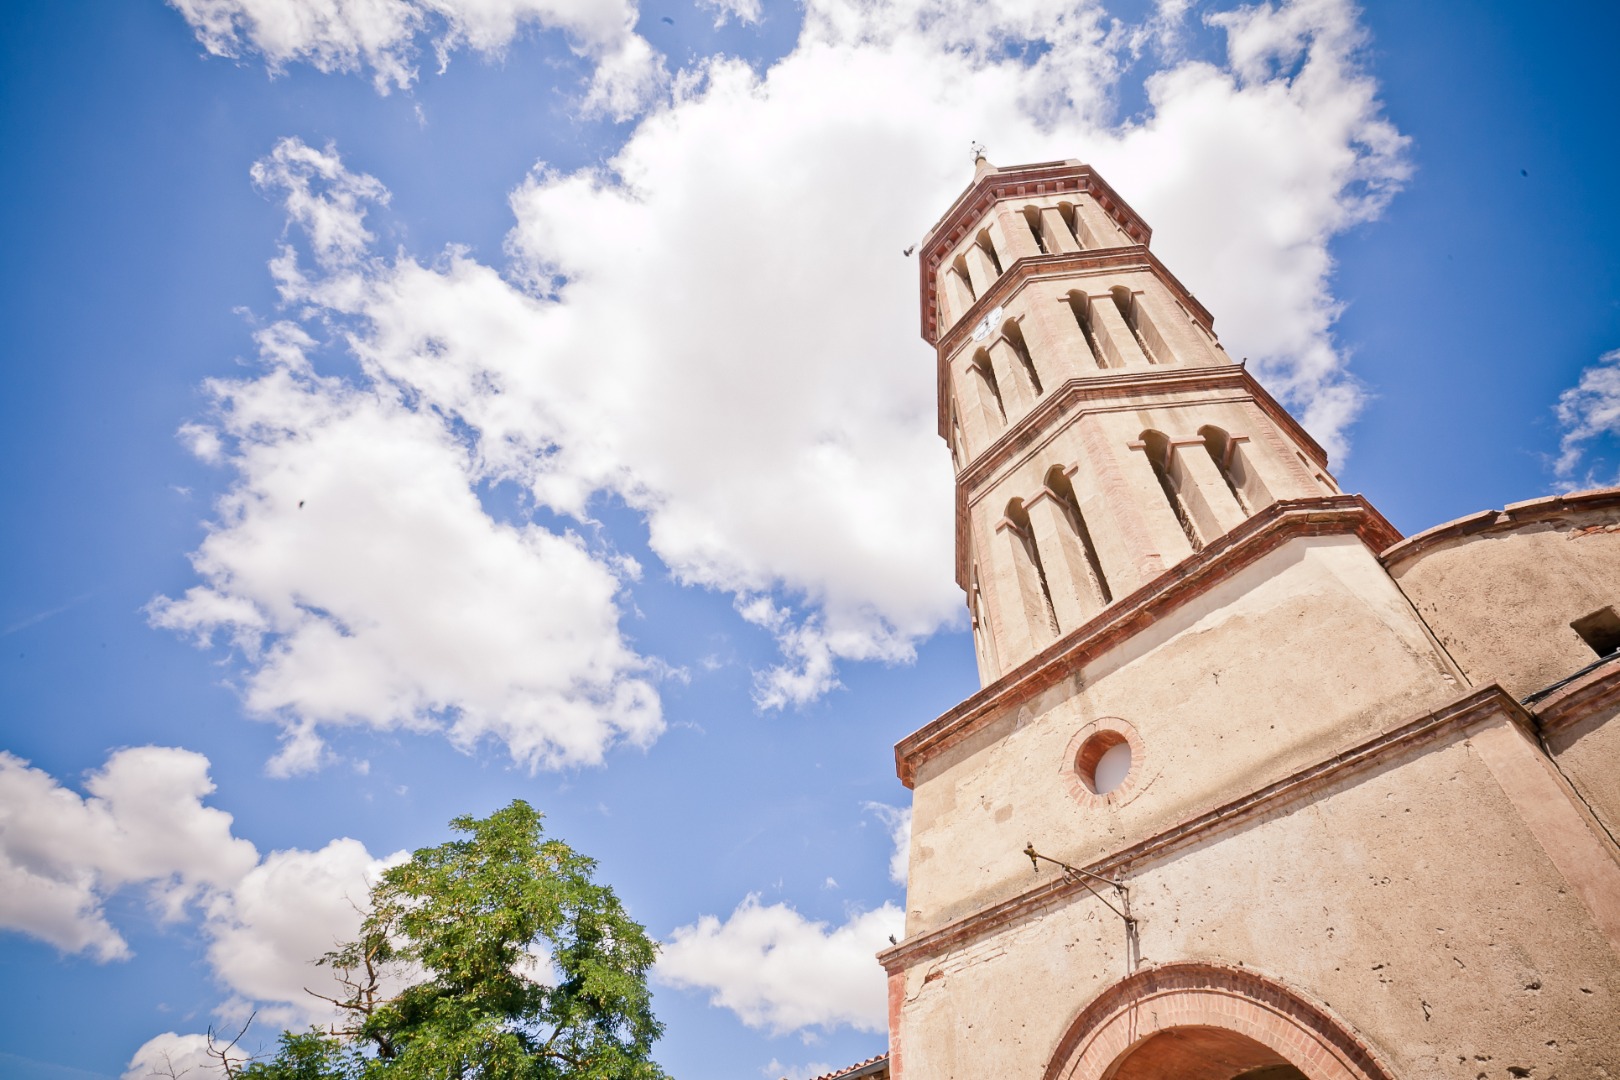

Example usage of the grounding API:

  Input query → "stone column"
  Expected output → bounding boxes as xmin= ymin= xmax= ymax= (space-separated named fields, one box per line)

xmin=1136 ymin=283 xmax=1225 ymax=366
xmin=952 ymin=361 xmax=1002 ymax=452
xmin=1076 ymin=422 xmax=1168 ymax=593
xmin=987 ymin=338 xmax=1035 ymax=415
xmin=1038 ymin=206 xmax=1081 ymax=253
xmin=1074 ymin=198 xmax=1130 ymax=248
xmin=963 ymin=243 xmax=999 ymax=298
xmin=1016 ymin=294 xmax=1090 ymax=382
xmin=1024 ymin=491 xmax=1102 ymax=632
xmin=993 ymin=205 xmax=1040 ymax=262
xmin=942 ymin=267 xmax=975 ymax=327
xmin=1089 ymin=293 xmax=1151 ymax=367
xmin=1124 ymin=441 xmax=1199 ymax=565
xmin=985 ymin=520 xmax=1050 ymax=663
xmin=1170 ymin=436 xmax=1250 ymax=538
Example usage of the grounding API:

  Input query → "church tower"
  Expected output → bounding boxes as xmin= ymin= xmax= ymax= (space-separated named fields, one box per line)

xmin=877 ymin=158 xmax=1620 ymax=1079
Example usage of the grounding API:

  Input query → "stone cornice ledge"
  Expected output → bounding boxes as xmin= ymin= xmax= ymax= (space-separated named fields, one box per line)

xmin=879 ymin=683 xmax=1523 ymax=971
xmin=1381 ymin=486 xmax=1620 ymax=569
xmin=1530 ymin=653 xmax=1620 ymax=735
xmin=904 ymin=495 xmax=1401 ymax=788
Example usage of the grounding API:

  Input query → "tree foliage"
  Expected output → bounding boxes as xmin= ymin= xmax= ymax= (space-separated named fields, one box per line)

xmin=235 ymin=801 xmax=670 ymax=1080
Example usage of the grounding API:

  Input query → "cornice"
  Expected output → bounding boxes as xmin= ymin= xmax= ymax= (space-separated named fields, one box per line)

xmin=932 ymin=248 xmax=1214 ymax=368
xmin=906 ymin=495 xmax=1402 ymax=788
xmin=1529 ymin=653 xmax=1620 ymax=736
xmin=949 ymin=366 xmax=1334 ymax=589
xmin=879 ymin=683 xmax=1522 ymax=970
xmin=919 ymin=162 xmax=1156 ymax=346
xmin=1381 ymin=485 xmax=1620 ymax=570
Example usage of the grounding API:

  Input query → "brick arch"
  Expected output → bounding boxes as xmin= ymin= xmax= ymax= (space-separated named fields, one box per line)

xmin=1043 ymin=963 xmax=1396 ymax=1080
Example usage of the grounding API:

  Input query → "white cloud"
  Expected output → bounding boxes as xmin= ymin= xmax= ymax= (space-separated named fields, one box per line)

xmin=764 ymin=1060 xmax=841 ymax=1080
xmin=202 ymin=839 xmax=408 ymax=1027
xmin=167 ymin=0 xmax=664 ymax=117
xmin=0 ymin=747 xmax=414 ymax=1061
xmin=0 ymin=748 xmax=259 ymax=961
xmin=123 ymin=1032 xmax=237 ymax=1080
xmin=864 ymin=803 xmax=910 ymax=887
xmin=1554 ymin=347 xmax=1620 ymax=488
xmin=167 ymin=0 xmax=1409 ymax=722
xmin=152 ymin=144 xmax=665 ymax=774
xmin=698 ymin=0 xmax=762 ymax=28
xmin=658 ymin=896 xmax=901 ymax=1034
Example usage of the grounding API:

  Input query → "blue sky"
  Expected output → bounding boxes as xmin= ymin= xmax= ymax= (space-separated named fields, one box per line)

xmin=1 ymin=1 xmax=1617 ymax=1078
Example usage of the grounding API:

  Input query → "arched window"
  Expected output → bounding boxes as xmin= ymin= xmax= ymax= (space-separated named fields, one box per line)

xmin=1199 ymin=425 xmax=1271 ymax=514
xmin=1142 ymin=429 xmax=1203 ymax=552
xmin=949 ymin=406 xmax=967 ymax=470
xmin=1005 ymin=497 xmax=1060 ymax=639
xmin=976 ymin=229 xmax=1003 ymax=276
xmin=951 ymin=254 xmax=976 ymax=301
xmin=969 ymin=568 xmax=998 ymax=681
xmin=1066 ymin=292 xmax=1110 ymax=370
xmin=1002 ymin=318 xmax=1043 ymax=396
xmin=1111 ymin=286 xmax=1163 ymax=365
xmin=1045 ymin=466 xmax=1111 ymax=610
xmin=1057 ymin=202 xmax=1085 ymax=248
xmin=1021 ymin=206 xmax=1048 ymax=254
xmin=971 ymin=348 xmax=1007 ymax=425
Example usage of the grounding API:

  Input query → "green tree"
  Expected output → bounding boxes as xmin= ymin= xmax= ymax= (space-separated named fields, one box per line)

xmin=238 ymin=800 xmax=670 ymax=1080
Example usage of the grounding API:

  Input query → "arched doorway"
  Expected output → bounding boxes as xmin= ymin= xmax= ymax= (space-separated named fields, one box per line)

xmin=1043 ymin=964 xmax=1395 ymax=1080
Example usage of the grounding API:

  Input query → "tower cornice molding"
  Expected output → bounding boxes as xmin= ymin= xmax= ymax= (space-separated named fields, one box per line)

xmin=933 ymin=248 xmax=1217 ymax=438
xmin=882 ymin=680 xmax=1521 ymax=966
xmin=907 ymin=494 xmax=1401 ymax=788
xmin=919 ymin=161 xmax=1154 ymax=346
xmin=950 ymin=366 xmax=1333 ymax=587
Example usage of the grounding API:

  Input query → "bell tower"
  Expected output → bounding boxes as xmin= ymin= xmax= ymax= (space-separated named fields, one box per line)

xmin=879 ymin=156 xmax=1620 ymax=1080
xmin=923 ymin=156 xmax=1342 ymax=681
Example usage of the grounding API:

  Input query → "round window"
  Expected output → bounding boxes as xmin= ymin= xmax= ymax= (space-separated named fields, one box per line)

xmin=1075 ymin=731 xmax=1132 ymax=795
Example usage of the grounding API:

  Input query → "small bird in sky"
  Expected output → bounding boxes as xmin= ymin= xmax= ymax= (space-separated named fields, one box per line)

xmin=298 ymin=500 xmax=305 ymax=508
xmin=902 ymin=244 xmax=916 ymax=256
xmin=888 ymin=934 xmax=898 ymax=944
xmin=661 ymin=15 xmax=674 ymax=24
xmin=1520 ymin=168 xmax=1529 ymax=177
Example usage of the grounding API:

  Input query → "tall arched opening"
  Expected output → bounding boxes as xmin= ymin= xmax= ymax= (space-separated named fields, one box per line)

xmin=1043 ymin=964 xmax=1396 ymax=1080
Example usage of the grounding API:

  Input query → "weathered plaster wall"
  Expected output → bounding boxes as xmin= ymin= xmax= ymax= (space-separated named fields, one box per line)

xmin=907 ymin=535 xmax=1466 ymax=933
xmin=897 ymin=733 xmax=1620 ymax=1080
xmin=1386 ymin=494 xmax=1620 ymax=698
xmin=1545 ymin=701 xmax=1620 ymax=847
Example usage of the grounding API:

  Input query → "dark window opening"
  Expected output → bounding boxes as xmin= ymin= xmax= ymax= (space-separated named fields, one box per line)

xmin=1571 ymin=606 xmax=1620 ymax=658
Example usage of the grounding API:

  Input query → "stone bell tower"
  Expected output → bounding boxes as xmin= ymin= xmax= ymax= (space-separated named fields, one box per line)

xmin=877 ymin=157 xmax=1620 ymax=1080
xmin=927 ymin=155 xmax=1342 ymax=685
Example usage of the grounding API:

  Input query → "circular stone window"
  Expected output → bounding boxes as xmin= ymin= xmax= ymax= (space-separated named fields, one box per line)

xmin=1062 ymin=719 xmax=1146 ymax=808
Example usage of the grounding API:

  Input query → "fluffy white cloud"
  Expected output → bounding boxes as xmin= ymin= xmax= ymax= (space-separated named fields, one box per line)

xmin=152 ymin=141 xmax=664 ymax=774
xmin=1554 ymin=347 xmax=1620 ymax=487
xmin=124 ymin=1032 xmax=237 ymax=1080
xmin=203 ymin=839 xmax=409 ymax=1026
xmin=657 ymin=896 xmax=902 ymax=1034
xmin=0 ymin=748 xmax=259 ymax=960
xmin=0 ymin=747 xmax=414 ymax=1067
xmin=865 ymin=803 xmax=911 ymax=886
xmin=167 ymin=0 xmax=663 ymax=117
xmin=167 ymin=0 xmax=1408 ymax=723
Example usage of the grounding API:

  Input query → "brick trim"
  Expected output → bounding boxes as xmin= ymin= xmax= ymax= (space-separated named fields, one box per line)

xmin=1061 ymin=717 xmax=1149 ymax=809
xmin=1380 ymin=486 xmax=1620 ymax=570
xmin=1041 ymin=963 xmax=1396 ymax=1080
xmin=880 ymin=685 xmax=1515 ymax=969
xmin=913 ymin=496 xmax=1403 ymax=786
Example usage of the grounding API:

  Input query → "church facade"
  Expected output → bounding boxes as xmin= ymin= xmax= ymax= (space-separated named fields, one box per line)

xmin=873 ymin=158 xmax=1620 ymax=1079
